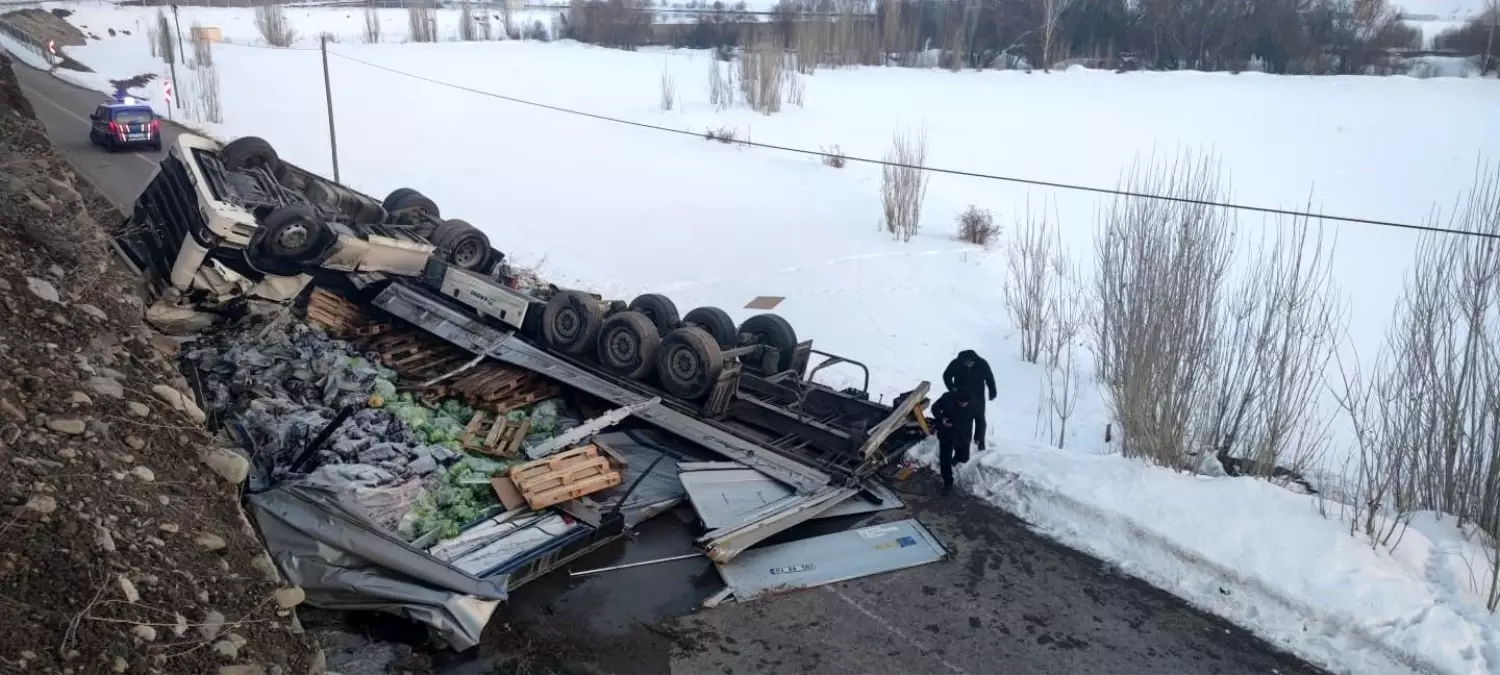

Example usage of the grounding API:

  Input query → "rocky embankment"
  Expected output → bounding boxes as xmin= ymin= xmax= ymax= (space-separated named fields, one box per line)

xmin=0 ymin=52 xmax=324 ymax=675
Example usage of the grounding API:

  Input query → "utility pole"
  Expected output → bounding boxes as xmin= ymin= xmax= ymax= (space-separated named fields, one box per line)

xmin=171 ymin=4 xmax=185 ymax=63
xmin=168 ymin=52 xmax=180 ymax=110
xmin=320 ymin=34 xmax=342 ymax=183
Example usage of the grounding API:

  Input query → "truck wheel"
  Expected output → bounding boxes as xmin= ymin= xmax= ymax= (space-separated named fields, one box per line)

xmin=383 ymin=187 xmax=440 ymax=219
xmin=543 ymin=290 xmax=604 ymax=357
xmin=627 ymin=294 xmax=679 ymax=335
xmin=656 ymin=326 xmax=723 ymax=401
xmin=221 ymin=136 xmax=284 ymax=177
xmin=597 ymin=311 xmax=661 ymax=380
xmin=739 ymin=313 xmax=798 ymax=373
xmin=683 ymin=306 xmax=737 ymax=349
xmin=432 ymin=219 xmax=491 ymax=271
xmin=259 ymin=204 xmax=332 ymax=261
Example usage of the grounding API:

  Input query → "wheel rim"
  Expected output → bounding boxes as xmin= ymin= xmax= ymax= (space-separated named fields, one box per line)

xmin=554 ymin=308 xmax=580 ymax=342
xmin=668 ymin=345 xmax=700 ymax=382
xmin=607 ymin=327 xmax=638 ymax=365
xmin=274 ymin=223 xmax=308 ymax=253
xmin=453 ymin=237 xmax=485 ymax=268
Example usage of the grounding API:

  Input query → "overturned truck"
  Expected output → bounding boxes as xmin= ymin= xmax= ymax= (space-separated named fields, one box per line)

xmin=115 ymin=132 xmax=936 ymax=647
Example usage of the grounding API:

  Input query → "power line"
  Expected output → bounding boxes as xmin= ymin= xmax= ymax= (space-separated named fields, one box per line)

xmin=233 ymin=42 xmax=1494 ymax=240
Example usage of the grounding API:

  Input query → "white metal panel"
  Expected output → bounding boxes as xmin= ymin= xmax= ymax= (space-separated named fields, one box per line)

xmin=680 ymin=468 xmax=902 ymax=530
xmin=715 ymin=519 xmax=946 ymax=603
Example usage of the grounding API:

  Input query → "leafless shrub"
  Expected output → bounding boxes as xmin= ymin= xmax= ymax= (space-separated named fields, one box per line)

xmin=189 ymin=21 xmax=212 ymax=68
xmin=408 ymin=3 xmax=438 ymax=43
xmin=523 ymin=20 xmax=550 ymax=41
xmin=146 ymin=20 xmax=160 ymax=58
xmin=792 ymin=17 xmax=827 ymax=74
xmin=956 ymin=205 xmax=997 ymax=246
xmin=707 ymin=56 xmax=734 ymax=109
xmin=1335 ymin=164 xmax=1500 ymax=608
xmin=738 ymin=29 xmax=786 ymax=114
xmin=189 ymin=59 xmax=223 ymax=124
xmin=1004 ymin=200 xmax=1058 ymax=362
xmin=704 ymin=126 xmax=738 ymax=143
xmin=787 ymin=74 xmax=805 ymax=107
xmin=659 ymin=62 xmax=677 ymax=111
xmin=821 ymin=144 xmax=846 ymax=168
xmin=1200 ymin=214 xmax=1341 ymax=480
xmin=1039 ymin=243 xmax=1085 ymax=448
xmin=155 ymin=10 xmax=175 ymax=64
xmin=362 ymin=3 xmax=382 ymax=43
xmin=254 ymin=5 xmax=296 ymax=48
xmin=459 ymin=2 xmax=479 ymax=41
xmin=879 ymin=127 xmax=929 ymax=242
xmin=1092 ymin=150 xmax=1236 ymax=469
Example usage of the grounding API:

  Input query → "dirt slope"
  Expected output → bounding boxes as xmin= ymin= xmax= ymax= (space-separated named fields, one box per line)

xmin=0 ymin=52 xmax=323 ymax=675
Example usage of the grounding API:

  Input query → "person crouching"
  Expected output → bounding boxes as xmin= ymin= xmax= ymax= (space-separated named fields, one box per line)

xmin=930 ymin=389 xmax=975 ymax=496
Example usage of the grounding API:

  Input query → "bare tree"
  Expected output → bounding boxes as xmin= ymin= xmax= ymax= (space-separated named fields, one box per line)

xmin=254 ymin=5 xmax=296 ymax=48
xmin=1005 ymin=199 xmax=1059 ymax=363
xmin=408 ymin=3 xmax=438 ymax=43
xmin=707 ymin=55 xmax=734 ymax=109
xmin=156 ymin=9 xmax=175 ymax=64
xmin=880 ymin=127 xmax=929 ymax=242
xmin=189 ymin=58 xmax=222 ymax=124
xmin=1092 ymin=150 xmax=1236 ymax=469
xmin=363 ymin=3 xmax=382 ymax=43
xmin=459 ymin=2 xmax=479 ymax=41
xmin=190 ymin=21 xmax=213 ymax=68
xmin=1042 ymin=245 xmax=1085 ymax=448
xmin=738 ymin=28 xmax=788 ymax=114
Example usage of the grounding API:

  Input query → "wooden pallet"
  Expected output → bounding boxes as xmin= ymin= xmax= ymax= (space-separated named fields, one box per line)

xmin=509 ymin=445 xmax=623 ymax=510
xmin=460 ymin=413 xmax=530 ymax=458
xmin=305 ymin=288 xmax=368 ymax=332
xmin=355 ymin=323 xmax=563 ymax=414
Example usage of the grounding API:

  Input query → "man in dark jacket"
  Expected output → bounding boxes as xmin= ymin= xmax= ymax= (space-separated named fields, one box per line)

xmin=929 ymin=389 xmax=974 ymax=496
xmin=942 ymin=349 xmax=996 ymax=451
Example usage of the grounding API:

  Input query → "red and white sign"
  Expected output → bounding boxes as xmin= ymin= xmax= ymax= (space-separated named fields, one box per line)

xmin=45 ymin=39 xmax=55 ymax=55
xmin=162 ymin=78 xmax=174 ymax=105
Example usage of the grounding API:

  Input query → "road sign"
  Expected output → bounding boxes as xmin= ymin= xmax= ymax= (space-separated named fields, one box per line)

xmin=163 ymin=78 xmax=174 ymax=105
xmin=45 ymin=39 xmax=54 ymax=54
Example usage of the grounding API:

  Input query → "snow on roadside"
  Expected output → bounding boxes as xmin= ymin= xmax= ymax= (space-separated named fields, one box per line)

xmin=911 ymin=439 xmax=1500 ymax=675
xmin=27 ymin=7 xmax=1500 ymax=674
xmin=0 ymin=29 xmax=52 ymax=70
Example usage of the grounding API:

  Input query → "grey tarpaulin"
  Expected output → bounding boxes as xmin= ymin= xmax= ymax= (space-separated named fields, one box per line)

xmin=247 ymin=483 xmax=511 ymax=650
xmin=590 ymin=428 xmax=691 ymax=519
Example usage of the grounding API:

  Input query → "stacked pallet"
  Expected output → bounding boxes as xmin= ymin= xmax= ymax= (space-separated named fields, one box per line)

xmin=459 ymin=412 xmax=530 ymax=458
xmin=507 ymin=445 xmax=622 ymax=510
xmin=303 ymin=287 xmax=561 ymax=414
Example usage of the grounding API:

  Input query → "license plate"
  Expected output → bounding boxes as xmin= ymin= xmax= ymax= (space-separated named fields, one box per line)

xmin=128 ymin=133 xmax=148 ymax=141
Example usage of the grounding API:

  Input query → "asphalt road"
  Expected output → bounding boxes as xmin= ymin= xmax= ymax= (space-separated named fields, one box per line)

xmin=13 ymin=60 xmax=1328 ymax=675
xmin=12 ymin=59 xmax=182 ymax=209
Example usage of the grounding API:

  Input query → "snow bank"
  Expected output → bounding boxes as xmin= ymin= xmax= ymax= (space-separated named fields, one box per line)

xmin=909 ymin=439 xmax=1500 ymax=675
xmin=0 ymin=28 xmax=53 ymax=70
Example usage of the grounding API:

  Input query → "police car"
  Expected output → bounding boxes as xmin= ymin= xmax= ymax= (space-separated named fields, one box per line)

xmin=88 ymin=96 xmax=161 ymax=152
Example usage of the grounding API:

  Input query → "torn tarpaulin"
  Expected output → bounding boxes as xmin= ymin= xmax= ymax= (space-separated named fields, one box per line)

xmin=247 ymin=483 xmax=510 ymax=650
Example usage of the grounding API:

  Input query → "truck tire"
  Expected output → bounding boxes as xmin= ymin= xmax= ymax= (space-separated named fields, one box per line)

xmin=683 ymin=306 xmax=738 ymax=349
xmin=656 ymin=326 xmax=723 ymax=401
xmin=739 ymin=313 xmax=798 ymax=373
xmin=432 ymin=219 xmax=491 ymax=272
xmin=543 ymin=290 xmax=604 ymax=357
xmin=383 ymin=187 xmax=441 ymax=219
xmin=245 ymin=204 xmax=333 ymax=276
xmin=627 ymin=294 xmax=680 ymax=335
xmin=221 ymin=136 xmax=284 ymax=178
xmin=597 ymin=311 xmax=660 ymax=380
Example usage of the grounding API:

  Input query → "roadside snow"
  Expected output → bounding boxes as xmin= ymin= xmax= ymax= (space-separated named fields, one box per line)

xmin=0 ymin=29 xmax=52 ymax=70
xmin=30 ymin=6 xmax=1500 ymax=674
xmin=912 ymin=438 xmax=1500 ymax=675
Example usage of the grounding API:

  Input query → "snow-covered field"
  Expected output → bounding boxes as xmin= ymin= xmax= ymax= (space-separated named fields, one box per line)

xmin=8 ymin=3 xmax=1500 ymax=674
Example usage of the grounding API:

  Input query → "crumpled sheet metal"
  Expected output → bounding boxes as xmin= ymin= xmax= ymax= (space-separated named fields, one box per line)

xmin=247 ymin=483 xmax=510 ymax=650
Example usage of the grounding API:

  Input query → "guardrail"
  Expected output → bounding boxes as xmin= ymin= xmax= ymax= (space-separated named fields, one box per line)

xmin=0 ymin=16 xmax=53 ymax=66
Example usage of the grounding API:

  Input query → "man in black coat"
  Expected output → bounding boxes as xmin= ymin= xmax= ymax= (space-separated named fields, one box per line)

xmin=929 ymin=389 xmax=975 ymax=496
xmin=942 ymin=349 xmax=996 ymax=451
